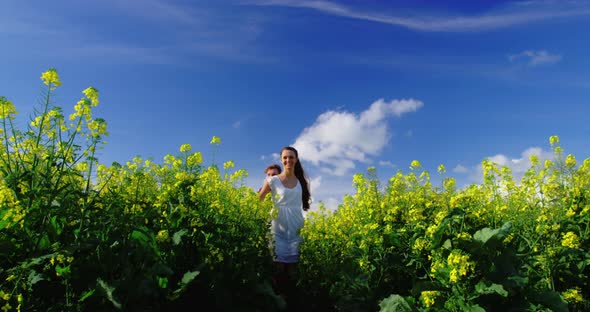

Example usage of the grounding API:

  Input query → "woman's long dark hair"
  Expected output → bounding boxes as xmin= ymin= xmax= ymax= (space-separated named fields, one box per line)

xmin=281 ymin=146 xmax=310 ymax=210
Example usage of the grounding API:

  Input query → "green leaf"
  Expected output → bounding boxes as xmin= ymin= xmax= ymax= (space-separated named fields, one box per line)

xmin=97 ymin=278 xmax=122 ymax=310
xmin=379 ymin=294 xmax=414 ymax=312
xmin=158 ymin=277 xmax=168 ymax=289
xmin=180 ymin=270 xmax=200 ymax=285
xmin=55 ymin=264 xmax=71 ymax=276
xmin=169 ymin=270 xmax=200 ymax=300
xmin=469 ymin=304 xmax=486 ymax=312
xmin=473 ymin=222 xmax=511 ymax=246
xmin=527 ymin=289 xmax=568 ymax=312
xmin=131 ymin=229 xmax=150 ymax=244
xmin=27 ymin=270 xmax=44 ymax=289
xmin=50 ymin=216 xmax=63 ymax=236
xmin=173 ymin=229 xmax=188 ymax=245
xmin=38 ymin=233 xmax=51 ymax=250
xmin=78 ymin=289 xmax=95 ymax=302
xmin=443 ymin=239 xmax=452 ymax=250
xmin=475 ymin=281 xmax=508 ymax=297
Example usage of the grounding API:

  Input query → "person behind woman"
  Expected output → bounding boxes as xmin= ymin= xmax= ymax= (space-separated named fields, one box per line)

xmin=259 ymin=146 xmax=311 ymax=303
xmin=258 ymin=164 xmax=282 ymax=193
xmin=265 ymin=164 xmax=282 ymax=177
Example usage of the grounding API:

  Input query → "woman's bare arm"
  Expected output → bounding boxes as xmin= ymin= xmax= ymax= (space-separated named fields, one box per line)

xmin=259 ymin=179 xmax=271 ymax=200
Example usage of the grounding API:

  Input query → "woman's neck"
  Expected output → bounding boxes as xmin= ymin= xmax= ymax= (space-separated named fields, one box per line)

xmin=283 ymin=169 xmax=295 ymax=178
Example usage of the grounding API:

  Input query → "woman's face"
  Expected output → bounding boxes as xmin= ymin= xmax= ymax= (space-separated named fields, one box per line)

xmin=281 ymin=149 xmax=297 ymax=170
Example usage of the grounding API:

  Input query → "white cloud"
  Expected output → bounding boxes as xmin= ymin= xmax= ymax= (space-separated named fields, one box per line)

xmin=233 ymin=121 xmax=242 ymax=128
xmin=305 ymin=174 xmax=354 ymax=212
xmin=470 ymin=146 xmax=554 ymax=183
xmin=292 ymin=98 xmax=423 ymax=176
xmin=453 ymin=164 xmax=469 ymax=174
xmin=379 ymin=160 xmax=396 ymax=168
xmin=309 ymin=176 xmax=322 ymax=194
xmin=315 ymin=197 xmax=341 ymax=211
xmin=509 ymin=50 xmax=562 ymax=67
xmin=259 ymin=152 xmax=280 ymax=162
xmin=250 ymin=0 xmax=590 ymax=32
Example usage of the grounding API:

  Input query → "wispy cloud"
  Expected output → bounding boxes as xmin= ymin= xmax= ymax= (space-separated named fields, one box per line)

xmin=293 ymin=98 xmax=423 ymax=176
xmin=465 ymin=147 xmax=554 ymax=183
xmin=453 ymin=164 xmax=469 ymax=174
xmin=509 ymin=50 xmax=562 ymax=67
xmin=250 ymin=0 xmax=590 ymax=32
xmin=379 ymin=160 xmax=396 ymax=168
xmin=0 ymin=0 xmax=270 ymax=64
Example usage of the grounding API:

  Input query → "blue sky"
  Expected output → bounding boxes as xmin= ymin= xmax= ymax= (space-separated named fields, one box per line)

xmin=2 ymin=0 xmax=590 ymax=210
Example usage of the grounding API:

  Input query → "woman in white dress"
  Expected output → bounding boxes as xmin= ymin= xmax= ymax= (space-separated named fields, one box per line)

xmin=259 ymin=146 xmax=311 ymax=301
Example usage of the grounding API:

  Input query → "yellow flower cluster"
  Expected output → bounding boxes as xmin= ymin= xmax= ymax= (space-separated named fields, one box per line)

xmin=40 ymin=68 xmax=62 ymax=89
xmin=156 ymin=230 xmax=170 ymax=244
xmin=50 ymin=254 xmax=74 ymax=266
xmin=420 ymin=290 xmax=439 ymax=308
xmin=446 ymin=250 xmax=474 ymax=283
xmin=0 ymin=179 xmax=24 ymax=229
xmin=0 ymin=97 xmax=18 ymax=120
xmin=179 ymin=143 xmax=192 ymax=153
xmin=562 ymin=287 xmax=583 ymax=303
xmin=565 ymin=154 xmax=577 ymax=169
xmin=210 ymin=136 xmax=221 ymax=145
xmin=561 ymin=231 xmax=580 ymax=249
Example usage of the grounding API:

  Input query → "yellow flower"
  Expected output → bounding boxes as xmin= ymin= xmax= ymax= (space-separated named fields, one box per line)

xmin=223 ymin=160 xmax=235 ymax=170
xmin=1 ymin=303 xmax=11 ymax=312
xmin=529 ymin=154 xmax=539 ymax=166
xmin=0 ymin=97 xmax=18 ymax=119
xmin=180 ymin=144 xmax=192 ymax=153
xmin=565 ymin=154 xmax=576 ymax=168
xmin=449 ymin=268 xmax=459 ymax=283
xmin=549 ymin=135 xmax=559 ymax=146
xmin=561 ymin=231 xmax=580 ymax=249
xmin=410 ymin=160 xmax=421 ymax=170
xmin=437 ymin=164 xmax=446 ymax=174
xmin=156 ymin=230 xmax=170 ymax=243
xmin=187 ymin=152 xmax=203 ymax=166
xmin=0 ymin=290 xmax=9 ymax=301
xmin=420 ymin=291 xmax=438 ymax=308
xmin=210 ymin=136 xmax=221 ymax=145
xmin=40 ymin=68 xmax=62 ymax=88
xmin=562 ymin=288 xmax=583 ymax=303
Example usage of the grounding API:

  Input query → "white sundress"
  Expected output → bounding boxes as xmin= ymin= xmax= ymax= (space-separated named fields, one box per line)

xmin=267 ymin=175 xmax=305 ymax=263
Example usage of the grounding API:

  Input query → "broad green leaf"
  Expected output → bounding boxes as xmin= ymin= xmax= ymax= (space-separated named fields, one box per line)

xmin=473 ymin=222 xmax=511 ymax=245
xmin=443 ymin=239 xmax=452 ymax=250
xmin=27 ymin=270 xmax=44 ymax=288
xmin=469 ymin=304 xmax=486 ymax=312
xmin=173 ymin=229 xmax=188 ymax=245
xmin=527 ymin=289 xmax=568 ymax=312
xmin=475 ymin=281 xmax=508 ymax=297
xmin=379 ymin=294 xmax=413 ymax=312
xmin=169 ymin=270 xmax=200 ymax=300
xmin=180 ymin=270 xmax=200 ymax=285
